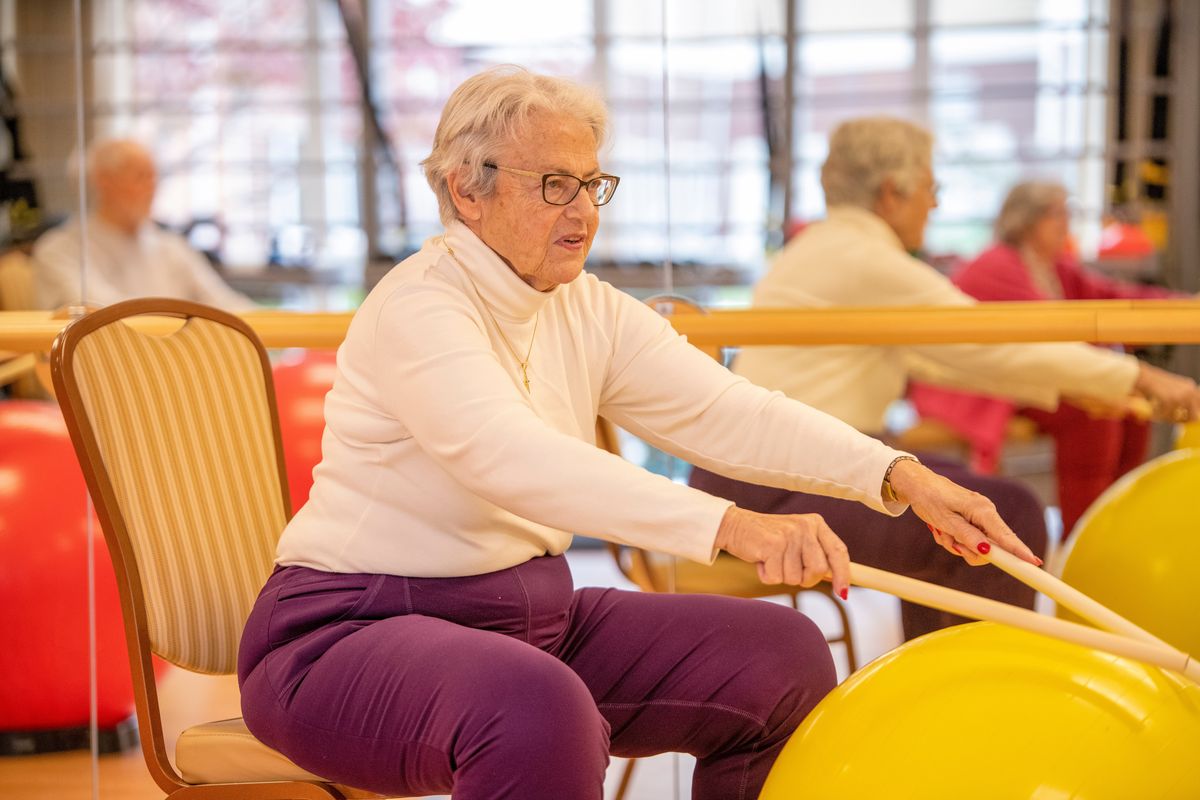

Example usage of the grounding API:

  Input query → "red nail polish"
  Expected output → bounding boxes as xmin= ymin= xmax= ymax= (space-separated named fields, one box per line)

xmin=838 ymin=588 xmax=848 ymax=601
xmin=977 ymin=542 xmax=991 ymax=555
xmin=951 ymin=543 xmax=963 ymax=554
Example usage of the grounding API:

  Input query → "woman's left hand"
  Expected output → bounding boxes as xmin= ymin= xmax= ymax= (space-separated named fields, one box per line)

xmin=885 ymin=458 xmax=1043 ymax=567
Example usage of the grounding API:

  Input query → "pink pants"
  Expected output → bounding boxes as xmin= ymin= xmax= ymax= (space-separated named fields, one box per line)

xmin=1021 ymin=402 xmax=1149 ymax=536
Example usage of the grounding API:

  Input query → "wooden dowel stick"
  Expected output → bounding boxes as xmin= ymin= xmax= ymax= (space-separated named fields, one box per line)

xmin=983 ymin=545 xmax=1175 ymax=650
xmin=848 ymin=562 xmax=1200 ymax=683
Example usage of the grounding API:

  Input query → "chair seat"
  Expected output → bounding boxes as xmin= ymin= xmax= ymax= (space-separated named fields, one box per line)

xmin=892 ymin=415 xmax=1042 ymax=453
xmin=177 ymin=717 xmax=328 ymax=784
xmin=646 ymin=553 xmax=801 ymax=598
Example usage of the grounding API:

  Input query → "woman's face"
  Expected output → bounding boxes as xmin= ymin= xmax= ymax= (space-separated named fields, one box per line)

xmin=1025 ymin=196 xmax=1070 ymax=259
xmin=876 ymin=167 xmax=938 ymax=253
xmin=468 ymin=112 xmax=601 ymax=291
xmin=96 ymin=147 xmax=158 ymax=229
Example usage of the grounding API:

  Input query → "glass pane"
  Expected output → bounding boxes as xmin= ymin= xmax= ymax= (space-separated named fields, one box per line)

xmin=786 ymin=31 xmax=918 ymax=247
xmin=931 ymin=27 xmax=1092 ymax=92
xmin=85 ymin=0 xmax=365 ymax=311
xmin=1 ymin=3 xmax=1122 ymax=796
xmin=599 ymin=37 xmax=777 ymax=277
xmin=925 ymin=156 xmax=1102 ymax=259
xmin=609 ymin=0 xmax=785 ymax=38
xmin=130 ymin=0 xmax=310 ymax=41
xmin=932 ymin=0 xmax=1099 ymax=27
xmin=798 ymin=33 xmax=916 ymax=99
xmin=2 ymin=3 xmax=106 ymax=797
xmin=802 ymin=0 xmax=912 ymax=31
xmin=427 ymin=0 xmax=591 ymax=45
xmin=370 ymin=0 xmax=597 ymax=267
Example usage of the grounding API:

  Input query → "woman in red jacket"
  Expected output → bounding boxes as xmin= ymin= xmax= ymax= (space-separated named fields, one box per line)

xmin=912 ymin=180 xmax=1187 ymax=538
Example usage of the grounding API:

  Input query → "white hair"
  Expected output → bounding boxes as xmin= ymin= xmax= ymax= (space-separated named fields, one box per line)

xmin=66 ymin=138 xmax=154 ymax=187
xmin=421 ymin=66 xmax=609 ymax=226
xmin=820 ymin=117 xmax=933 ymax=209
xmin=994 ymin=180 xmax=1069 ymax=246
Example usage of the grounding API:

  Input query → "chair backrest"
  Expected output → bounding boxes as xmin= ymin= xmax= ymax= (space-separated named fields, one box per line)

xmin=51 ymin=298 xmax=290 ymax=676
xmin=0 ymin=249 xmax=36 ymax=311
xmin=645 ymin=294 xmax=722 ymax=362
xmin=0 ymin=250 xmax=45 ymax=398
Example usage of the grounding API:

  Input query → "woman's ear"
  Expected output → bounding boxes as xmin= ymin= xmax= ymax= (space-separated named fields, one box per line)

xmin=873 ymin=176 xmax=900 ymax=218
xmin=447 ymin=169 xmax=483 ymax=222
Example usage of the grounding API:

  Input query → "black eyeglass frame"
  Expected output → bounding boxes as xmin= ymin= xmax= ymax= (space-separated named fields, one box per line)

xmin=483 ymin=162 xmax=620 ymax=206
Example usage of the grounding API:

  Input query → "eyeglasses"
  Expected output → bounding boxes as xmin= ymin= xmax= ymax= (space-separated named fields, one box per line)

xmin=484 ymin=162 xmax=620 ymax=206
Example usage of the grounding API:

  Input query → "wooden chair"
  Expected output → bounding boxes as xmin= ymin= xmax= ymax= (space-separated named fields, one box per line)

xmin=0 ymin=249 xmax=44 ymax=397
xmin=51 ymin=298 xmax=391 ymax=800
xmin=599 ymin=295 xmax=858 ymax=800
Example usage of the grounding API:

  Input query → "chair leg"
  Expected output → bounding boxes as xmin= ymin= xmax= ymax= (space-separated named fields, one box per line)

xmin=827 ymin=593 xmax=859 ymax=672
xmin=797 ymin=588 xmax=859 ymax=673
xmin=613 ymin=758 xmax=637 ymax=800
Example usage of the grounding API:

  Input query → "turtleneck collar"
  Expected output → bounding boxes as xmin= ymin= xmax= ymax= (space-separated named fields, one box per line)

xmin=439 ymin=220 xmax=562 ymax=322
xmin=826 ymin=205 xmax=907 ymax=253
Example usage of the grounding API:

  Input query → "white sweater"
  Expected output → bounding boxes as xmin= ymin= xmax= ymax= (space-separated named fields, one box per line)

xmin=276 ymin=222 xmax=908 ymax=578
xmin=735 ymin=206 xmax=1140 ymax=433
xmin=33 ymin=215 xmax=255 ymax=311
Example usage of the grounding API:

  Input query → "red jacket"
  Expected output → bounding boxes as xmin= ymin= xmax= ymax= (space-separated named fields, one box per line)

xmin=909 ymin=244 xmax=1178 ymax=472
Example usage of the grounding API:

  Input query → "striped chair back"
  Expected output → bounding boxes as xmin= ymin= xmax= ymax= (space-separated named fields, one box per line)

xmin=52 ymin=299 xmax=290 ymax=675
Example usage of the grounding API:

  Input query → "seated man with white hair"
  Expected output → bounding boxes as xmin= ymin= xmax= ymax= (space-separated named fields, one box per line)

xmin=690 ymin=116 xmax=1200 ymax=640
xmin=32 ymin=138 xmax=254 ymax=311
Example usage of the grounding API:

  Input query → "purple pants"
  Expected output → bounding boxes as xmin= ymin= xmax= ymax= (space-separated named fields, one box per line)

xmin=689 ymin=454 xmax=1049 ymax=640
xmin=238 ymin=555 xmax=835 ymax=799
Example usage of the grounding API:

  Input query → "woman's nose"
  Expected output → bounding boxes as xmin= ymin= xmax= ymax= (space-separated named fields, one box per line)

xmin=564 ymin=188 xmax=597 ymax=218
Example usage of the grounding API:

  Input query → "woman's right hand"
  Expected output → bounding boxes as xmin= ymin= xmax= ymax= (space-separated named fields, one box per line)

xmin=715 ymin=505 xmax=851 ymax=599
xmin=1133 ymin=362 xmax=1200 ymax=423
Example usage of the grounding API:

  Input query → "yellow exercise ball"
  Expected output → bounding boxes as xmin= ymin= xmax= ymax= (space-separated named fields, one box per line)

xmin=1058 ymin=449 xmax=1200 ymax=656
xmin=760 ymin=622 xmax=1200 ymax=800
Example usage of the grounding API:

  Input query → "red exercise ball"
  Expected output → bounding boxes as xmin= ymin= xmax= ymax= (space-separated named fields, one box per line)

xmin=0 ymin=400 xmax=147 ymax=730
xmin=273 ymin=349 xmax=336 ymax=512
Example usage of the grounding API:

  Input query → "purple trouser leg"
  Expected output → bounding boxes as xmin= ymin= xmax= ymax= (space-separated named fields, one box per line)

xmin=689 ymin=454 xmax=1048 ymax=640
xmin=238 ymin=555 xmax=835 ymax=800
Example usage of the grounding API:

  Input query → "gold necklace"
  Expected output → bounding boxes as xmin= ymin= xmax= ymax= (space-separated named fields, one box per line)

xmin=441 ymin=236 xmax=539 ymax=393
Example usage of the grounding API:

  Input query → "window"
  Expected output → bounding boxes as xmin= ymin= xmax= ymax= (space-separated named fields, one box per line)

xmin=7 ymin=0 xmax=1110 ymax=305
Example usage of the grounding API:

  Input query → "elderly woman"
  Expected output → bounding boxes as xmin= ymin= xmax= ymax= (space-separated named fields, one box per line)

xmin=691 ymin=118 xmax=1200 ymax=641
xmin=238 ymin=71 xmax=1040 ymax=800
xmin=911 ymin=180 xmax=1192 ymax=536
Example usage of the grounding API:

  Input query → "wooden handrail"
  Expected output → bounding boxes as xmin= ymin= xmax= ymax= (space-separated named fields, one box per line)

xmin=2 ymin=299 xmax=1199 ymax=352
xmin=667 ymin=300 xmax=1200 ymax=347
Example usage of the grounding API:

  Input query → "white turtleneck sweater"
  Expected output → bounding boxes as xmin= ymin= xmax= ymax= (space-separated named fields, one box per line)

xmin=734 ymin=206 xmax=1140 ymax=434
xmin=276 ymin=222 xmax=909 ymax=578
